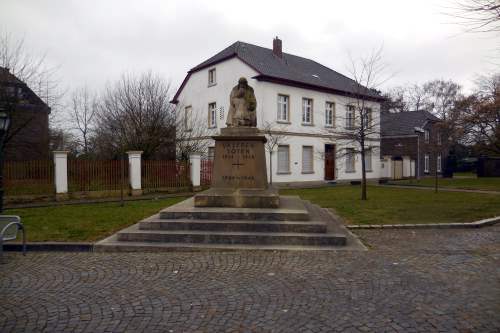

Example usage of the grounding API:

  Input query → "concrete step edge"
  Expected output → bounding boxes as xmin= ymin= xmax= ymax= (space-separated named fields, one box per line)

xmin=94 ymin=241 xmax=348 ymax=252
xmin=118 ymin=229 xmax=345 ymax=238
xmin=140 ymin=219 xmax=327 ymax=225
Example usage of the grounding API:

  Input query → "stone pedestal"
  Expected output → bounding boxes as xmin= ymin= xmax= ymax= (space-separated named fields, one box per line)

xmin=194 ymin=127 xmax=279 ymax=208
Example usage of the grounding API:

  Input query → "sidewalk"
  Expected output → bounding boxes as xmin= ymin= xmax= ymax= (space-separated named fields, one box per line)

xmin=380 ymin=183 xmax=500 ymax=195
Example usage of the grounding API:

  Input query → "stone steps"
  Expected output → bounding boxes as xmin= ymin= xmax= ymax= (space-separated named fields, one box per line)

xmin=140 ymin=217 xmax=327 ymax=233
xmin=159 ymin=196 xmax=309 ymax=221
xmin=116 ymin=224 xmax=346 ymax=246
xmin=94 ymin=196 xmax=352 ymax=252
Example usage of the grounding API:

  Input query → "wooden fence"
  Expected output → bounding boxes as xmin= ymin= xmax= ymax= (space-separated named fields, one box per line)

xmin=68 ymin=159 xmax=129 ymax=192
xmin=142 ymin=160 xmax=190 ymax=190
xmin=4 ymin=160 xmax=54 ymax=196
xmin=201 ymin=159 xmax=213 ymax=186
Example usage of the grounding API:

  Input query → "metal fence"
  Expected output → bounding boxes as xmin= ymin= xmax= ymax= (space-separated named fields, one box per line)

xmin=142 ymin=160 xmax=190 ymax=190
xmin=201 ymin=159 xmax=213 ymax=186
xmin=4 ymin=160 xmax=54 ymax=196
xmin=4 ymin=158 xmax=195 ymax=197
xmin=68 ymin=159 xmax=129 ymax=192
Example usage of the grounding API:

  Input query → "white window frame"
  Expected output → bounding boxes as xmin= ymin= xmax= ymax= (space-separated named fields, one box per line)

xmin=208 ymin=68 xmax=216 ymax=86
xmin=302 ymin=146 xmax=314 ymax=173
xmin=208 ymin=102 xmax=217 ymax=128
xmin=277 ymin=94 xmax=289 ymax=122
xmin=325 ymin=102 xmax=335 ymax=127
xmin=424 ymin=129 xmax=430 ymax=143
xmin=302 ymin=98 xmax=313 ymax=125
xmin=277 ymin=145 xmax=290 ymax=174
xmin=364 ymin=148 xmax=372 ymax=172
xmin=184 ymin=106 xmax=192 ymax=131
xmin=346 ymin=148 xmax=355 ymax=173
xmin=424 ymin=154 xmax=430 ymax=173
xmin=346 ymin=105 xmax=355 ymax=129
xmin=437 ymin=153 xmax=442 ymax=173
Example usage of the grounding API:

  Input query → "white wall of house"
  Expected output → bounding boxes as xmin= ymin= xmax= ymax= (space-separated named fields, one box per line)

xmin=176 ymin=57 xmax=382 ymax=183
xmin=176 ymin=57 xmax=260 ymax=133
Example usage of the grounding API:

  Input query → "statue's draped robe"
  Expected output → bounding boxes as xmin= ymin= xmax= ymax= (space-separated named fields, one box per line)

xmin=226 ymin=85 xmax=257 ymax=127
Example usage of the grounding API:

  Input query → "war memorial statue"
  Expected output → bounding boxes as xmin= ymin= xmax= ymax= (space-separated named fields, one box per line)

xmin=194 ymin=77 xmax=279 ymax=208
xmin=226 ymin=77 xmax=257 ymax=127
xmin=96 ymin=77 xmax=347 ymax=251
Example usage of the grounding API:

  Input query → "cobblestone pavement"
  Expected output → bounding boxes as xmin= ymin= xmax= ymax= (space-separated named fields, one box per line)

xmin=1 ymin=226 xmax=499 ymax=333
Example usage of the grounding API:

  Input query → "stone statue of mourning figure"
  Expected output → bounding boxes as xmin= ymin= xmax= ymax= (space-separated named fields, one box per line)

xmin=194 ymin=76 xmax=279 ymax=208
xmin=226 ymin=77 xmax=257 ymax=127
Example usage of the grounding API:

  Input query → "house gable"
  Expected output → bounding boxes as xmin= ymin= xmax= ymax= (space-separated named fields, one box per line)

xmin=171 ymin=40 xmax=384 ymax=104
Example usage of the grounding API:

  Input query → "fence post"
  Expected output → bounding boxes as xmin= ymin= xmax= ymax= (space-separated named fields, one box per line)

xmin=53 ymin=151 xmax=69 ymax=200
xmin=127 ymin=151 xmax=143 ymax=196
xmin=190 ymin=153 xmax=201 ymax=189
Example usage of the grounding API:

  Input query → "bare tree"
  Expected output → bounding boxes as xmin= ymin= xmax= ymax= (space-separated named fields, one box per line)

xmin=68 ymin=86 xmax=97 ymax=156
xmin=261 ymin=121 xmax=288 ymax=184
xmin=381 ymin=86 xmax=407 ymax=113
xmin=460 ymin=73 xmax=500 ymax=155
xmin=174 ymin=105 xmax=212 ymax=161
xmin=0 ymin=31 xmax=63 ymax=161
xmin=383 ymin=82 xmax=441 ymax=113
xmin=331 ymin=46 xmax=389 ymax=200
xmin=94 ymin=71 xmax=176 ymax=159
xmin=446 ymin=0 xmax=500 ymax=33
xmin=0 ymin=31 xmax=63 ymax=114
xmin=48 ymin=127 xmax=79 ymax=156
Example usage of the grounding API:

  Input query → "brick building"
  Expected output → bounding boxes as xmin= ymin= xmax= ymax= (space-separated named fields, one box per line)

xmin=0 ymin=67 xmax=50 ymax=160
xmin=380 ymin=111 xmax=447 ymax=179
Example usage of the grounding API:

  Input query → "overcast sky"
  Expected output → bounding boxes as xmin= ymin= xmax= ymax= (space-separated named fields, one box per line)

xmin=1 ymin=0 xmax=498 ymax=96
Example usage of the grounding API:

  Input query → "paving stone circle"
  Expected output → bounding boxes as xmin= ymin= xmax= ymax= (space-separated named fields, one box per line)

xmin=1 ymin=225 xmax=499 ymax=332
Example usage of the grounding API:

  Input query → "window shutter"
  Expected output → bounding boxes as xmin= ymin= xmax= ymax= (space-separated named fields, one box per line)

xmin=302 ymin=146 xmax=313 ymax=173
xmin=346 ymin=148 xmax=355 ymax=172
xmin=364 ymin=149 xmax=372 ymax=171
xmin=277 ymin=146 xmax=290 ymax=173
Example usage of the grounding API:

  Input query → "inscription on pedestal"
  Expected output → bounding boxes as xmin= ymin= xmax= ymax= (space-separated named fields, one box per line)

xmin=212 ymin=137 xmax=268 ymax=189
xmin=222 ymin=142 xmax=256 ymax=160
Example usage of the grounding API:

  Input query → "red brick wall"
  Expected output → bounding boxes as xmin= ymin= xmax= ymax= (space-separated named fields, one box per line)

xmin=381 ymin=122 xmax=448 ymax=177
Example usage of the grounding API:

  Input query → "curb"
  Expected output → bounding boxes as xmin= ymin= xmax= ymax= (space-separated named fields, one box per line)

xmin=4 ymin=217 xmax=499 ymax=252
xmin=347 ymin=216 xmax=500 ymax=230
xmin=5 ymin=193 xmax=194 ymax=210
xmin=3 ymin=242 xmax=93 ymax=252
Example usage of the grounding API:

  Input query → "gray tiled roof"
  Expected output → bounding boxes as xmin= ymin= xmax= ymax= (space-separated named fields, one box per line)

xmin=189 ymin=41 xmax=382 ymax=100
xmin=381 ymin=111 xmax=440 ymax=136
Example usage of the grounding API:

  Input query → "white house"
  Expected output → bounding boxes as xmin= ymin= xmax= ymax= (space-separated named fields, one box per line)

xmin=171 ymin=38 xmax=384 ymax=184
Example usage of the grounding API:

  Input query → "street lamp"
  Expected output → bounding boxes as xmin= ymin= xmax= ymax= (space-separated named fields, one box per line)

xmin=414 ymin=127 xmax=424 ymax=180
xmin=0 ymin=111 xmax=11 ymax=213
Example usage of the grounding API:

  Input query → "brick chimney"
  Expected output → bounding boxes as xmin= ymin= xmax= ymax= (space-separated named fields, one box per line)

xmin=273 ymin=37 xmax=282 ymax=58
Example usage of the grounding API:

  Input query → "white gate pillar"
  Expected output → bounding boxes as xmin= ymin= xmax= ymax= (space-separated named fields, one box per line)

xmin=189 ymin=153 xmax=201 ymax=188
xmin=127 ymin=151 xmax=143 ymax=196
xmin=53 ymin=151 xmax=69 ymax=200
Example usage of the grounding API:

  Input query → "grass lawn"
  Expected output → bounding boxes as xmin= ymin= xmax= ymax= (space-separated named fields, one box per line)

xmin=280 ymin=186 xmax=500 ymax=225
xmin=5 ymin=197 xmax=187 ymax=242
xmin=452 ymin=172 xmax=476 ymax=178
xmin=388 ymin=177 xmax=500 ymax=192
